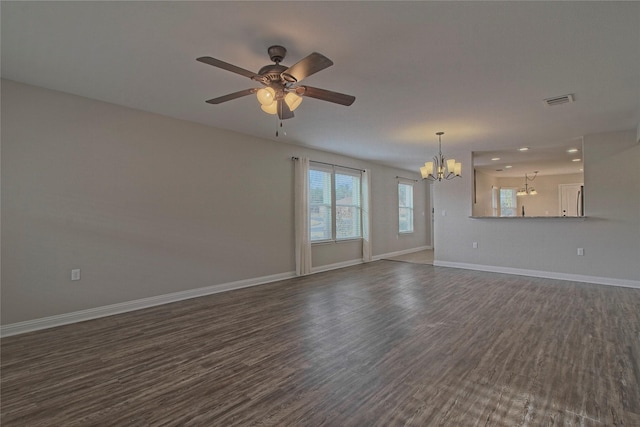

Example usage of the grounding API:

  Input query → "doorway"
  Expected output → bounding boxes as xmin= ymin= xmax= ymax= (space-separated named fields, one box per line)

xmin=559 ymin=183 xmax=584 ymax=216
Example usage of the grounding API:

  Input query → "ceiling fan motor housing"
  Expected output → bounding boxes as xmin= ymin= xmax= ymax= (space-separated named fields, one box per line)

xmin=258 ymin=64 xmax=288 ymax=84
xmin=267 ymin=45 xmax=287 ymax=63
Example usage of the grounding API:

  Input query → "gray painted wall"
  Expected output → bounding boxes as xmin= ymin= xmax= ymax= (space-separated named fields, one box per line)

xmin=1 ymin=80 xmax=430 ymax=324
xmin=434 ymin=130 xmax=640 ymax=282
xmin=4 ymin=79 xmax=637 ymax=327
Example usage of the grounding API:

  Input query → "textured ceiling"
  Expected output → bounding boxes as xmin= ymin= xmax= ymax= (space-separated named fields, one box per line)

xmin=2 ymin=1 xmax=639 ymax=175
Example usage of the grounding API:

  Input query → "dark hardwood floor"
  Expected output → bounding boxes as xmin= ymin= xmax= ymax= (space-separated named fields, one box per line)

xmin=2 ymin=261 xmax=640 ymax=426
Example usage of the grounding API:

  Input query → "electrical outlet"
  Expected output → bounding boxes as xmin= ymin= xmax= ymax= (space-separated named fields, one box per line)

xmin=472 ymin=242 xmax=478 ymax=249
xmin=577 ymin=248 xmax=584 ymax=256
xmin=71 ymin=269 xmax=81 ymax=281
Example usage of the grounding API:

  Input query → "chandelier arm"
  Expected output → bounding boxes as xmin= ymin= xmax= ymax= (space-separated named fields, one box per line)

xmin=420 ymin=131 xmax=461 ymax=181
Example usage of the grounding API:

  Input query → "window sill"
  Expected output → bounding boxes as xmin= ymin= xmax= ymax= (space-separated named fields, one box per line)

xmin=311 ymin=237 xmax=363 ymax=246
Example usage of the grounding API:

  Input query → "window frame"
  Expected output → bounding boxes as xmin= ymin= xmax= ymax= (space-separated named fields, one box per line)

xmin=499 ymin=187 xmax=518 ymax=217
xmin=309 ymin=165 xmax=333 ymax=243
xmin=398 ymin=181 xmax=415 ymax=234
xmin=309 ymin=164 xmax=363 ymax=243
xmin=334 ymin=169 xmax=362 ymax=241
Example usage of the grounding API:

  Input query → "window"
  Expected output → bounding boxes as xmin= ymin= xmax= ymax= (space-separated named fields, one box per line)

xmin=309 ymin=165 xmax=362 ymax=242
xmin=336 ymin=172 xmax=362 ymax=239
xmin=309 ymin=168 xmax=332 ymax=241
xmin=499 ymin=188 xmax=518 ymax=217
xmin=398 ymin=182 xmax=414 ymax=233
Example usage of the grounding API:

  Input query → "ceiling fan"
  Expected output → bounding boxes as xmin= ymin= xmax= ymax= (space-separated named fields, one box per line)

xmin=197 ymin=45 xmax=355 ymax=120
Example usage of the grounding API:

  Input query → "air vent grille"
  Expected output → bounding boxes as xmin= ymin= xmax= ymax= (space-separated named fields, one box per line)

xmin=544 ymin=94 xmax=574 ymax=106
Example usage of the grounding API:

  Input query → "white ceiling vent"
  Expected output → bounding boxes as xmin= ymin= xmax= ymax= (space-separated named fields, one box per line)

xmin=544 ymin=94 xmax=575 ymax=107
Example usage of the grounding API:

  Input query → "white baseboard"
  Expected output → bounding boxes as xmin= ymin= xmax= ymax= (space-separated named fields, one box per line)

xmin=433 ymin=261 xmax=640 ymax=289
xmin=1 ymin=271 xmax=296 ymax=338
xmin=311 ymin=258 xmax=364 ymax=274
xmin=372 ymin=245 xmax=432 ymax=261
xmin=1 ymin=253 xmax=417 ymax=338
xmin=8 ymin=255 xmax=630 ymax=338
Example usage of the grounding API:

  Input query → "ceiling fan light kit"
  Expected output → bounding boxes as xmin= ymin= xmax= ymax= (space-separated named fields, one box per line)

xmin=420 ymin=132 xmax=462 ymax=181
xmin=284 ymin=92 xmax=303 ymax=111
xmin=256 ymin=87 xmax=275 ymax=106
xmin=197 ymin=45 xmax=355 ymax=121
xmin=261 ymin=102 xmax=278 ymax=115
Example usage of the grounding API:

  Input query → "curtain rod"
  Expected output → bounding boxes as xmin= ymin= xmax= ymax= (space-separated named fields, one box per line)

xmin=291 ymin=157 xmax=365 ymax=173
xmin=396 ymin=176 xmax=419 ymax=182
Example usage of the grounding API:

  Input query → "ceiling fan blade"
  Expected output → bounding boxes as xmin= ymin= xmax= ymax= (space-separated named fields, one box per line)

xmin=297 ymin=86 xmax=355 ymax=106
xmin=277 ymin=100 xmax=295 ymax=120
xmin=205 ymin=88 xmax=257 ymax=104
xmin=197 ymin=56 xmax=263 ymax=81
xmin=282 ymin=52 xmax=333 ymax=83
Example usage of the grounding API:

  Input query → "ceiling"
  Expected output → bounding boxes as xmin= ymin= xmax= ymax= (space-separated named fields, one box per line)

xmin=2 ymin=2 xmax=639 ymax=174
xmin=473 ymin=140 xmax=584 ymax=178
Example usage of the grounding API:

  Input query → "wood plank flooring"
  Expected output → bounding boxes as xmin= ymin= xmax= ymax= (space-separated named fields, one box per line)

xmin=2 ymin=261 xmax=640 ymax=426
xmin=385 ymin=249 xmax=434 ymax=265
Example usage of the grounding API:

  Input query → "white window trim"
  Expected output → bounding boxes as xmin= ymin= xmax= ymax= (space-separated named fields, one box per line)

xmin=398 ymin=181 xmax=415 ymax=234
xmin=309 ymin=163 xmax=363 ymax=243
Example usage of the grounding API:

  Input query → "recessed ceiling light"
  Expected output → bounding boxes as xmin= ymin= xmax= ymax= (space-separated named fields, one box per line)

xmin=572 ymin=158 xmax=581 ymax=162
xmin=567 ymin=148 xmax=579 ymax=153
xmin=518 ymin=147 xmax=529 ymax=151
xmin=491 ymin=157 xmax=501 ymax=161
xmin=505 ymin=165 xmax=513 ymax=169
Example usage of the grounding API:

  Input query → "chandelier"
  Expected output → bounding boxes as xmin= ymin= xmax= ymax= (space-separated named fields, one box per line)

xmin=420 ymin=132 xmax=461 ymax=181
xmin=517 ymin=171 xmax=538 ymax=196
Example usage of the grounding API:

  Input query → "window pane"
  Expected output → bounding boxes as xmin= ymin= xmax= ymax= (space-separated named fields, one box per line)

xmin=500 ymin=188 xmax=517 ymax=217
xmin=398 ymin=183 xmax=414 ymax=233
xmin=399 ymin=207 xmax=414 ymax=233
xmin=336 ymin=206 xmax=361 ymax=239
xmin=308 ymin=167 xmax=363 ymax=242
xmin=336 ymin=173 xmax=361 ymax=239
xmin=309 ymin=169 xmax=332 ymax=240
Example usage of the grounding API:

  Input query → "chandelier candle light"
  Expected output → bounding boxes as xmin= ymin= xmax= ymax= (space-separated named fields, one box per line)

xmin=420 ymin=132 xmax=462 ymax=181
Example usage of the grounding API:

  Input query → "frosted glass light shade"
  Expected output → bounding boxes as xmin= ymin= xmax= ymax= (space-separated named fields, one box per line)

xmin=446 ymin=159 xmax=456 ymax=174
xmin=261 ymin=102 xmax=278 ymax=114
xmin=424 ymin=162 xmax=434 ymax=176
xmin=256 ymin=87 xmax=276 ymax=106
xmin=420 ymin=166 xmax=428 ymax=179
xmin=454 ymin=162 xmax=462 ymax=176
xmin=284 ymin=92 xmax=303 ymax=111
